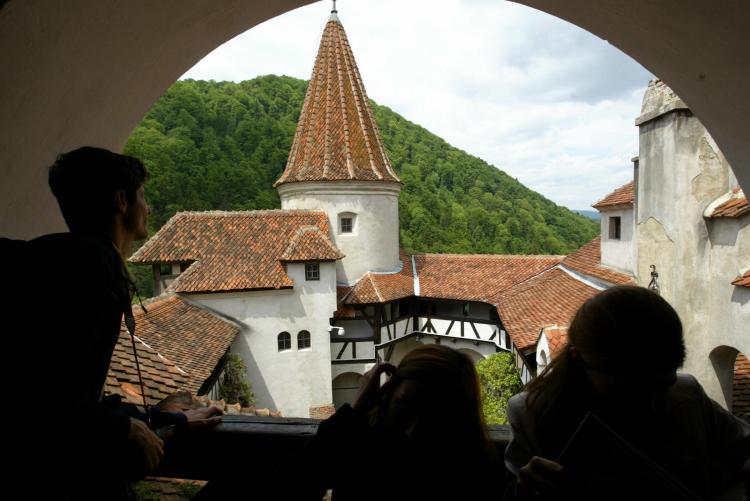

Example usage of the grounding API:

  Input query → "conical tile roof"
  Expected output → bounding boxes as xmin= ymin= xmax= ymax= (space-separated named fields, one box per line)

xmin=275 ymin=14 xmax=400 ymax=186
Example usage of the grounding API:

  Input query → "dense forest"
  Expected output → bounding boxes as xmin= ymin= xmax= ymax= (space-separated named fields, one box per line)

xmin=124 ymin=76 xmax=598 ymax=296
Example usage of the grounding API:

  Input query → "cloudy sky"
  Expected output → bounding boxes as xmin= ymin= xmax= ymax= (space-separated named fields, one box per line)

xmin=182 ymin=0 xmax=653 ymax=211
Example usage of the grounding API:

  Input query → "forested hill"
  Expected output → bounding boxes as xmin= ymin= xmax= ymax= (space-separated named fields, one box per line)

xmin=125 ymin=75 xmax=598 ymax=258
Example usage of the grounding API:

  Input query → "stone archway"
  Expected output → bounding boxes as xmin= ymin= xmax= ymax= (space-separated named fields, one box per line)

xmin=1 ymin=1 xmax=749 ymax=238
xmin=332 ymin=371 xmax=362 ymax=409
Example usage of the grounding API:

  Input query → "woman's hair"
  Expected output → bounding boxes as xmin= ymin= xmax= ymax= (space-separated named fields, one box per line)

xmin=48 ymin=146 xmax=147 ymax=236
xmin=525 ymin=285 xmax=685 ymax=427
xmin=373 ymin=345 xmax=491 ymax=455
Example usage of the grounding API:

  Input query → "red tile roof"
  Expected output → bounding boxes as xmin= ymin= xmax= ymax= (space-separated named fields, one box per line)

xmin=274 ymin=16 xmax=400 ymax=187
xmin=561 ymin=236 xmax=634 ymax=286
xmin=496 ymin=268 xmax=599 ymax=350
xmin=734 ymin=353 xmax=750 ymax=421
xmin=334 ymin=286 xmax=356 ymax=318
xmin=132 ymin=294 xmax=239 ymax=394
xmin=709 ymin=188 xmax=749 ymax=218
xmin=281 ymin=225 xmax=344 ymax=262
xmin=733 ymin=269 xmax=750 ymax=287
xmin=346 ymin=251 xmax=415 ymax=304
xmin=540 ymin=325 xmax=569 ymax=357
xmin=415 ymin=253 xmax=562 ymax=303
xmin=130 ymin=210 xmax=342 ymax=293
xmin=592 ymin=181 xmax=635 ymax=209
xmin=106 ymin=328 xmax=190 ymax=406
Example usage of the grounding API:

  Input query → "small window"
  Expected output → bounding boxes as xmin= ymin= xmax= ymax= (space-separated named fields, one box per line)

xmin=278 ymin=332 xmax=291 ymax=352
xmin=298 ymin=330 xmax=311 ymax=350
xmin=609 ymin=216 xmax=621 ymax=240
xmin=159 ymin=263 xmax=172 ymax=275
xmin=338 ymin=213 xmax=356 ymax=234
xmin=179 ymin=262 xmax=190 ymax=273
xmin=462 ymin=303 xmax=470 ymax=317
xmin=305 ymin=263 xmax=320 ymax=281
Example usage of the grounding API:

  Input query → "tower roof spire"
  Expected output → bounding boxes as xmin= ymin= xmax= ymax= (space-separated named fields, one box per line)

xmin=275 ymin=10 xmax=400 ymax=187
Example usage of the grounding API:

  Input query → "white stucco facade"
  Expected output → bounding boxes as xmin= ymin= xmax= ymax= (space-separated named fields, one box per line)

xmin=635 ymin=83 xmax=750 ymax=407
xmin=599 ymin=206 xmax=636 ymax=275
xmin=278 ymin=181 xmax=402 ymax=285
xmin=186 ymin=261 xmax=338 ymax=417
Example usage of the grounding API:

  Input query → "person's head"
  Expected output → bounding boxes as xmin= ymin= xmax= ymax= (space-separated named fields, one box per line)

xmin=376 ymin=345 xmax=488 ymax=448
xmin=48 ymin=146 xmax=148 ymax=240
xmin=527 ymin=285 xmax=685 ymax=421
xmin=568 ymin=285 xmax=684 ymax=396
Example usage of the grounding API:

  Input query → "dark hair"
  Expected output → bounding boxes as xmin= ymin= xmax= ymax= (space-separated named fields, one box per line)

xmin=373 ymin=345 xmax=492 ymax=456
xmin=48 ymin=146 xmax=147 ymax=236
xmin=525 ymin=285 xmax=684 ymax=428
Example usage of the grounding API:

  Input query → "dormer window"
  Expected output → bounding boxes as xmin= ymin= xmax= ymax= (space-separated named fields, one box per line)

xmin=159 ymin=263 xmax=172 ymax=275
xmin=305 ymin=262 xmax=320 ymax=281
xmin=338 ymin=212 xmax=356 ymax=234
xmin=608 ymin=216 xmax=621 ymax=240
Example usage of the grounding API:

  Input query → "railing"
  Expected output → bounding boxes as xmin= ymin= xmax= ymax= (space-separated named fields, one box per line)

xmin=156 ymin=415 xmax=512 ymax=482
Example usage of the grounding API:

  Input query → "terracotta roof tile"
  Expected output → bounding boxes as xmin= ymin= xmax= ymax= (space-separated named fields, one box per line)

xmin=106 ymin=329 xmax=190 ymax=406
xmin=732 ymin=269 xmax=750 ymax=287
xmin=733 ymin=353 xmax=750 ymax=421
xmin=281 ymin=225 xmax=345 ymax=261
xmin=541 ymin=325 xmax=569 ymax=357
xmin=709 ymin=188 xmax=749 ymax=218
xmin=496 ymin=268 xmax=599 ymax=350
xmin=561 ymin=236 xmax=634 ymax=286
xmin=415 ymin=253 xmax=562 ymax=303
xmin=274 ymin=16 xmax=400 ymax=187
xmin=130 ymin=210 xmax=342 ymax=293
xmin=334 ymin=286 xmax=356 ymax=318
xmin=592 ymin=181 xmax=635 ymax=209
xmin=131 ymin=294 xmax=239 ymax=394
xmin=346 ymin=250 xmax=414 ymax=304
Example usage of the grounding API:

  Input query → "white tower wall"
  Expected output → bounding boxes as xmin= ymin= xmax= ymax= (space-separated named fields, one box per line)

xmin=279 ymin=180 xmax=402 ymax=285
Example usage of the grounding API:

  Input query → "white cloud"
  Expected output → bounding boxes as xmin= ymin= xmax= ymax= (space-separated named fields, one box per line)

xmin=181 ymin=0 xmax=653 ymax=210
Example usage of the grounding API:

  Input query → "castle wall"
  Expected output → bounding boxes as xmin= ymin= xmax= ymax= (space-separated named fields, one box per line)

xmin=188 ymin=261 xmax=337 ymax=417
xmin=636 ymin=84 xmax=750 ymax=406
xmin=278 ymin=181 xmax=401 ymax=285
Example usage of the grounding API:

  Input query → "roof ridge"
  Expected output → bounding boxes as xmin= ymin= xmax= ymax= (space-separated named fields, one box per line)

xmin=171 ymin=209 xmax=327 ymax=218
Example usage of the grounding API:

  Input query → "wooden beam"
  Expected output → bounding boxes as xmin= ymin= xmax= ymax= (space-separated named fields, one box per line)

xmin=445 ymin=320 xmax=455 ymax=336
xmin=336 ymin=342 xmax=349 ymax=360
xmin=470 ymin=322 xmax=481 ymax=339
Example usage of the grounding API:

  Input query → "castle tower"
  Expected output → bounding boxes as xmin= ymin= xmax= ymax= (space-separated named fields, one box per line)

xmin=275 ymin=9 xmax=402 ymax=285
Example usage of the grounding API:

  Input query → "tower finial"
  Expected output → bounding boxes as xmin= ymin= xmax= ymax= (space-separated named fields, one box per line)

xmin=332 ymin=0 xmax=337 ymax=14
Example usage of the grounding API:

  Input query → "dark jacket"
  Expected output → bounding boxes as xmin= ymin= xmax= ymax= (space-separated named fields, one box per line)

xmin=2 ymin=233 xmax=184 ymax=500
xmin=298 ymin=404 xmax=502 ymax=501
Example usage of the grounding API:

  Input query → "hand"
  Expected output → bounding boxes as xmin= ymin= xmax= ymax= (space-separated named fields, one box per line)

xmin=514 ymin=456 xmax=564 ymax=499
xmin=183 ymin=405 xmax=224 ymax=430
xmin=128 ymin=417 xmax=164 ymax=473
xmin=353 ymin=362 xmax=396 ymax=413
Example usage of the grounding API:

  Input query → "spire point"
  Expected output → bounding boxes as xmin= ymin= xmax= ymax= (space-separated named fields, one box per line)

xmin=329 ymin=0 xmax=339 ymax=21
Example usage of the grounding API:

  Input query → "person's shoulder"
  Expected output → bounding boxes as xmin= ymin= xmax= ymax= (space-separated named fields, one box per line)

xmin=507 ymin=392 xmax=530 ymax=422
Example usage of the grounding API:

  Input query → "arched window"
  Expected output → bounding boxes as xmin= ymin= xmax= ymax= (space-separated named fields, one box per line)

xmin=298 ymin=330 xmax=311 ymax=350
xmin=277 ymin=332 xmax=291 ymax=352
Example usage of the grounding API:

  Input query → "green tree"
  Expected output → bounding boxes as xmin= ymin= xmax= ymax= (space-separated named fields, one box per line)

xmin=218 ymin=352 xmax=255 ymax=407
xmin=476 ymin=352 xmax=522 ymax=425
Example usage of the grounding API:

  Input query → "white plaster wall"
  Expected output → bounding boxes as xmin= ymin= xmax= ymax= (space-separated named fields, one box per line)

xmin=331 ymin=340 xmax=376 ymax=362
xmin=278 ymin=181 xmax=401 ymax=285
xmin=599 ymin=207 xmax=635 ymax=274
xmin=187 ymin=261 xmax=337 ymax=417
xmin=333 ymin=318 xmax=373 ymax=339
xmin=636 ymin=106 xmax=749 ymax=407
xmin=536 ymin=333 xmax=551 ymax=371
xmin=383 ymin=336 xmax=495 ymax=367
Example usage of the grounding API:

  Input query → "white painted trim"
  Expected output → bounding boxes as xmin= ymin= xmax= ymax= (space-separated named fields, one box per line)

xmin=277 ymin=180 xmax=402 ymax=198
xmin=412 ymin=254 xmax=420 ymax=296
xmin=557 ymin=264 xmax=608 ymax=291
